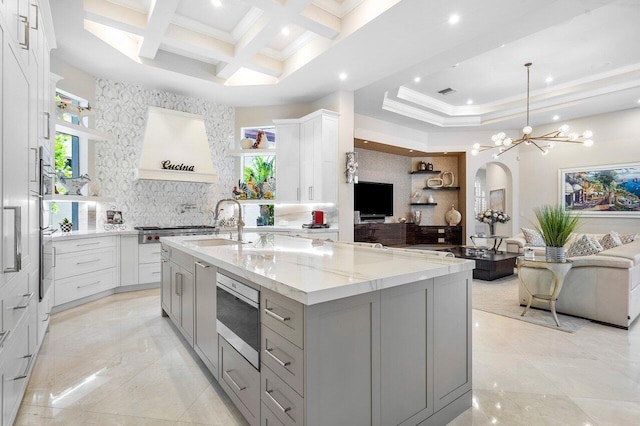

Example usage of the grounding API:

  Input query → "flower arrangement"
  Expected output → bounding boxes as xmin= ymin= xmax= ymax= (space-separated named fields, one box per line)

xmin=476 ymin=209 xmax=511 ymax=225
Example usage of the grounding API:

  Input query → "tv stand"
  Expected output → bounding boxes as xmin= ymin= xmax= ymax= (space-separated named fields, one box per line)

xmin=355 ymin=223 xmax=462 ymax=246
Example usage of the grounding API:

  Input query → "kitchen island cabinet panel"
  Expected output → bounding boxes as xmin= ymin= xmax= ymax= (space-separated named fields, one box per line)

xmin=119 ymin=235 xmax=139 ymax=286
xmin=433 ymin=272 xmax=472 ymax=412
xmin=169 ymin=261 xmax=194 ymax=345
xmin=381 ymin=279 xmax=434 ymax=425
xmin=304 ymin=291 xmax=381 ymax=426
xmin=161 ymin=257 xmax=171 ymax=315
xmin=261 ymin=287 xmax=304 ymax=349
xmin=194 ymin=260 xmax=218 ymax=379
xmin=220 ymin=336 xmax=260 ymax=426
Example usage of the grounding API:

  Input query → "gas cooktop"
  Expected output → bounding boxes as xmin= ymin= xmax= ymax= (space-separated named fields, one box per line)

xmin=135 ymin=225 xmax=217 ymax=243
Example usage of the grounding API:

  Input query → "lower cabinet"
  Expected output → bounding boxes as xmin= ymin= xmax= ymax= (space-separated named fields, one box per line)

xmin=219 ymin=336 xmax=260 ymax=426
xmin=194 ymin=259 xmax=218 ymax=379
xmin=261 ymin=402 xmax=285 ymax=426
xmin=169 ymin=261 xmax=194 ymax=345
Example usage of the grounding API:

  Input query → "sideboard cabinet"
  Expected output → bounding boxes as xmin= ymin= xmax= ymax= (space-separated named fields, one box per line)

xmin=355 ymin=223 xmax=462 ymax=246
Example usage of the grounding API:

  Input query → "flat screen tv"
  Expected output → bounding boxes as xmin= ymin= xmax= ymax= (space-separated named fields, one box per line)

xmin=354 ymin=181 xmax=393 ymax=219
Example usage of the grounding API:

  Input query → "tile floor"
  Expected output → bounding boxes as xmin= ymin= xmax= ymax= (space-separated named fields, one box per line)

xmin=15 ymin=288 xmax=640 ymax=425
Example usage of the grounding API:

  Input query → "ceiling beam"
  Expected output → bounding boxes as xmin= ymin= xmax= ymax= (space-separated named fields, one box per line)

xmin=138 ymin=0 xmax=181 ymax=59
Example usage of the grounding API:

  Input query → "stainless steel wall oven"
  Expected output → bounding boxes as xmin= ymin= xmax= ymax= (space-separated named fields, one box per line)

xmin=216 ymin=273 xmax=260 ymax=369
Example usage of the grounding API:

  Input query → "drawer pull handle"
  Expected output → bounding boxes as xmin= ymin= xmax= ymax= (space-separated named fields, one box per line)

xmin=76 ymin=242 xmax=101 ymax=247
xmin=265 ymin=347 xmax=290 ymax=367
xmin=13 ymin=354 xmax=34 ymax=380
xmin=13 ymin=293 xmax=35 ymax=310
xmin=77 ymin=259 xmax=100 ymax=265
xmin=31 ymin=3 xmax=39 ymax=30
xmin=0 ymin=330 xmax=10 ymax=346
xmin=265 ymin=307 xmax=290 ymax=322
xmin=77 ymin=281 xmax=101 ymax=289
xmin=195 ymin=261 xmax=209 ymax=269
xmin=19 ymin=15 xmax=29 ymax=50
xmin=266 ymin=389 xmax=292 ymax=413
xmin=224 ymin=370 xmax=246 ymax=391
xmin=3 ymin=206 xmax=22 ymax=273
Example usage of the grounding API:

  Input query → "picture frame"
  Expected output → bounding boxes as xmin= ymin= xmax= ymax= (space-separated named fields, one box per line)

xmin=559 ymin=162 xmax=640 ymax=218
xmin=106 ymin=210 xmax=123 ymax=224
xmin=489 ymin=188 xmax=505 ymax=211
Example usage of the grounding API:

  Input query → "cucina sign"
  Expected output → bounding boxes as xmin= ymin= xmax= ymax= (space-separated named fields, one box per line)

xmin=161 ymin=160 xmax=195 ymax=172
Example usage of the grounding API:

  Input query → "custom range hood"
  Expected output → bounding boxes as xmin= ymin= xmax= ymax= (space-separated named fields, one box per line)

xmin=136 ymin=106 xmax=217 ymax=183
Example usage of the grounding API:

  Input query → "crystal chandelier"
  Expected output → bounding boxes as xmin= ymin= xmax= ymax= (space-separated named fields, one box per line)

xmin=471 ymin=62 xmax=593 ymax=158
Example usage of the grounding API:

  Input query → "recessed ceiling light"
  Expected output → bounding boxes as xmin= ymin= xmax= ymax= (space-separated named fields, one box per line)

xmin=409 ymin=149 xmax=414 ymax=153
xmin=637 ymin=99 xmax=640 ymax=104
xmin=211 ymin=0 xmax=222 ymax=7
xmin=339 ymin=72 xmax=347 ymax=81
xmin=452 ymin=63 xmax=459 ymax=68
xmin=448 ymin=14 xmax=460 ymax=25
xmin=552 ymin=115 xmax=560 ymax=121
xmin=545 ymin=76 xmax=553 ymax=83
xmin=500 ymin=44 xmax=505 ymax=48
xmin=467 ymin=99 xmax=473 ymax=105
xmin=281 ymin=26 xmax=290 ymax=36
xmin=363 ymin=140 xmax=368 ymax=144
xmin=414 ymin=76 xmax=421 ymax=83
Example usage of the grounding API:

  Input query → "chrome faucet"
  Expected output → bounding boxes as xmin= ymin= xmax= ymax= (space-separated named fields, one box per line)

xmin=214 ymin=199 xmax=244 ymax=242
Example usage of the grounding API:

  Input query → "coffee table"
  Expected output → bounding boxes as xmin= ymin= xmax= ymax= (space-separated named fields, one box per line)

xmin=446 ymin=246 xmax=519 ymax=281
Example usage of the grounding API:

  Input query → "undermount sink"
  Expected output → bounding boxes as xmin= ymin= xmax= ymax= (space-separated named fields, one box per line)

xmin=189 ymin=238 xmax=244 ymax=247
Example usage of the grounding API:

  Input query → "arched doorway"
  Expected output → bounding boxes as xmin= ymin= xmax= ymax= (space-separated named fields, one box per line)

xmin=473 ymin=162 xmax=515 ymax=237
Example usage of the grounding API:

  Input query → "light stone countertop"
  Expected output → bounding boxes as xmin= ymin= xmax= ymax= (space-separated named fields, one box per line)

xmin=161 ymin=233 xmax=474 ymax=305
xmin=51 ymin=226 xmax=338 ymax=241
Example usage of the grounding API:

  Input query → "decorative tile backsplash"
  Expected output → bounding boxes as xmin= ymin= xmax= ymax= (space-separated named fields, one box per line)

xmin=94 ymin=79 xmax=235 ymax=227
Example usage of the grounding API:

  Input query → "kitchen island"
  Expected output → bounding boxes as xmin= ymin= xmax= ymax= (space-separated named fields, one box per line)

xmin=161 ymin=233 xmax=474 ymax=426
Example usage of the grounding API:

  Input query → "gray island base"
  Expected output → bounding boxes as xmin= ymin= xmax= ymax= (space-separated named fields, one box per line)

xmin=160 ymin=233 xmax=474 ymax=426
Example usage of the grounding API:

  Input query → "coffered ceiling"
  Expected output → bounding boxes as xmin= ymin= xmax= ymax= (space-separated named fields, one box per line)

xmin=51 ymin=0 xmax=640 ymax=131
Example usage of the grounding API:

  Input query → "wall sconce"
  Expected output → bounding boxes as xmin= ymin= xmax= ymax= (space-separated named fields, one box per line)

xmin=345 ymin=152 xmax=358 ymax=183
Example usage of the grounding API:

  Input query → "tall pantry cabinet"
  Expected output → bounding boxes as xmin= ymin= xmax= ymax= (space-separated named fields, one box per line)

xmin=0 ymin=1 xmax=55 ymax=425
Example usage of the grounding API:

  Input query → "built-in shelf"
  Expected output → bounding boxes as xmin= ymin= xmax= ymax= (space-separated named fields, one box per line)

xmin=409 ymin=170 xmax=442 ymax=174
xmin=422 ymin=186 xmax=461 ymax=190
xmin=44 ymin=195 xmax=116 ymax=203
xmin=54 ymin=119 xmax=113 ymax=142
xmin=235 ymin=199 xmax=276 ymax=204
xmin=228 ymin=148 xmax=276 ymax=156
xmin=410 ymin=203 xmax=438 ymax=206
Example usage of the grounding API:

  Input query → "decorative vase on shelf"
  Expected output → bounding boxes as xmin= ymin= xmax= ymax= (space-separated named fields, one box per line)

xmin=240 ymin=138 xmax=254 ymax=149
xmin=445 ymin=204 xmax=461 ymax=226
xmin=60 ymin=219 xmax=73 ymax=233
xmin=427 ymin=194 xmax=435 ymax=204
xmin=413 ymin=211 xmax=422 ymax=225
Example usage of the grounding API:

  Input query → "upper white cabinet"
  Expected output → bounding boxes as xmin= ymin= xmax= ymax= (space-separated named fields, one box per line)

xmin=273 ymin=121 xmax=300 ymax=203
xmin=274 ymin=109 xmax=339 ymax=204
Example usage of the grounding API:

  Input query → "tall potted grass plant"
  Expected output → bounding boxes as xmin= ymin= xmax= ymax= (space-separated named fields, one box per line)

xmin=533 ymin=205 xmax=580 ymax=262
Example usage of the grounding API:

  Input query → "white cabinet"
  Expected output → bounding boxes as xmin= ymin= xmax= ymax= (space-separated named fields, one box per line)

xmin=274 ymin=110 xmax=339 ymax=204
xmin=120 ymin=235 xmax=138 ymax=286
xmin=138 ymin=243 xmax=161 ymax=284
xmin=52 ymin=236 xmax=118 ymax=307
xmin=274 ymin=122 xmax=300 ymax=202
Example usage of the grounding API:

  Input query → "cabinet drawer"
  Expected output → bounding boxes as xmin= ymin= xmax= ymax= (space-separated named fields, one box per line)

xmin=3 ymin=316 xmax=33 ymax=425
xmin=261 ymin=402 xmax=285 ymax=426
xmin=55 ymin=268 xmax=117 ymax=306
xmin=219 ymin=336 xmax=260 ymax=426
xmin=55 ymin=247 xmax=116 ymax=280
xmin=261 ymin=288 xmax=304 ymax=349
xmin=261 ymin=364 xmax=304 ymax=426
xmin=1 ymin=273 xmax=33 ymax=345
xmin=138 ymin=262 xmax=161 ymax=284
xmin=262 ymin=326 xmax=304 ymax=396
xmin=54 ymin=236 xmax=116 ymax=254
xmin=139 ymin=244 xmax=162 ymax=264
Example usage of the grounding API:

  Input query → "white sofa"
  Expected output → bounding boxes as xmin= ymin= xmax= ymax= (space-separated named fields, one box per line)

xmin=505 ymin=233 xmax=640 ymax=328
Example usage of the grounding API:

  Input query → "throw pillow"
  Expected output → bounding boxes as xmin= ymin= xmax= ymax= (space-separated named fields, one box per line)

xmin=521 ymin=228 xmax=546 ymax=247
xmin=619 ymin=233 xmax=637 ymax=244
xmin=568 ymin=234 xmax=603 ymax=257
xmin=600 ymin=232 xmax=623 ymax=250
